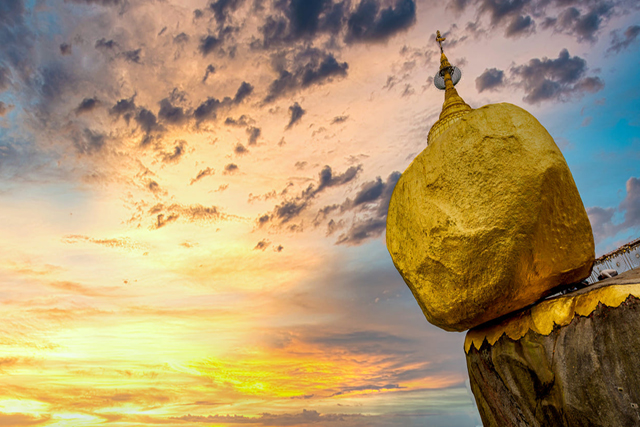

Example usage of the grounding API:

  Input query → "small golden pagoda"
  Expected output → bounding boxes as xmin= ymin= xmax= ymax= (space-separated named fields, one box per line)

xmin=427 ymin=31 xmax=472 ymax=143
xmin=386 ymin=31 xmax=595 ymax=332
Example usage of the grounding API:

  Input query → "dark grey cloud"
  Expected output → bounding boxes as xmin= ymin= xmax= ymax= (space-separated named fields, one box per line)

xmin=261 ymin=164 xmax=362 ymax=225
xmin=286 ymin=102 xmax=305 ymax=128
xmin=199 ymin=35 xmax=223 ymax=56
xmin=587 ymin=176 xmax=640 ymax=245
xmin=60 ymin=43 xmax=72 ymax=55
xmin=148 ymin=203 xmax=226 ymax=229
xmin=135 ymin=108 xmax=164 ymax=144
xmin=257 ymin=0 xmax=352 ymax=48
xmin=505 ymin=14 xmax=535 ymax=37
xmin=234 ymin=143 xmax=249 ymax=155
xmin=158 ymin=98 xmax=187 ymax=125
xmin=110 ymin=96 xmax=136 ymax=124
xmin=608 ymin=25 xmax=640 ymax=53
xmin=95 ymin=38 xmax=118 ymax=50
xmin=202 ymin=64 xmax=216 ymax=83
xmin=234 ymin=81 xmax=254 ymax=103
xmin=194 ymin=81 xmax=254 ymax=123
xmin=246 ymin=126 xmax=261 ymax=145
xmin=478 ymin=0 xmax=529 ymax=26
xmin=224 ymin=115 xmax=252 ymax=126
xmin=173 ymin=32 xmax=189 ymax=44
xmin=75 ymin=97 xmax=100 ymax=115
xmin=190 ymin=167 xmax=214 ymax=185
xmin=120 ymin=48 xmax=141 ymax=63
xmin=209 ymin=0 xmax=244 ymax=24
xmin=510 ymin=49 xmax=603 ymax=103
xmin=331 ymin=115 xmax=348 ymax=124
xmin=331 ymin=171 xmax=400 ymax=245
xmin=254 ymin=239 xmax=270 ymax=250
xmin=161 ymin=140 xmax=187 ymax=163
xmin=475 ymin=67 xmax=505 ymax=92
xmin=345 ymin=0 xmax=417 ymax=43
xmin=545 ymin=3 xmax=613 ymax=42
xmin=223 ymin=163 xmax=239 ymax=174
xmin=264 ymin=48 xmax=348 ymax=102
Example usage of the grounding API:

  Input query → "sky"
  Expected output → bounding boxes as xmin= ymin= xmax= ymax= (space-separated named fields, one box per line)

xmin=0 ymin=0 xmax=639 ymax=426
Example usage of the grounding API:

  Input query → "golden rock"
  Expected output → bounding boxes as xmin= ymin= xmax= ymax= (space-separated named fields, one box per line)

xmin=386 ymin=102 xmax=595 ymax=331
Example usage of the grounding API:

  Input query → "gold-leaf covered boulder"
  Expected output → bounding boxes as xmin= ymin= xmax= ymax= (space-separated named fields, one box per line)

xmin=386 ymin=102 xmax=595 ymax=332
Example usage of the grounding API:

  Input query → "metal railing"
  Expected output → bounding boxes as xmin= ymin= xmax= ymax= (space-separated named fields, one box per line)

xmin=587 ymin=237 xmax=640 ymax=283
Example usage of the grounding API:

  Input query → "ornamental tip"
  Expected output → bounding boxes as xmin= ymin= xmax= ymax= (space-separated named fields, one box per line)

xmin=427 ymin=30 xmax=472 ymax=144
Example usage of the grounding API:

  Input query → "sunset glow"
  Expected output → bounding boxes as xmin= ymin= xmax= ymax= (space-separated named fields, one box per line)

xmin=0 ymin=0 xmax=638 ymax=425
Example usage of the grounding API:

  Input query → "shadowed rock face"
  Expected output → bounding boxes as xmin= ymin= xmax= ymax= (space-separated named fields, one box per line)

xmin=466 ymin=285 xmax=640 ymax=427
xmin=386 ymin=102 xmax=594 ymax=332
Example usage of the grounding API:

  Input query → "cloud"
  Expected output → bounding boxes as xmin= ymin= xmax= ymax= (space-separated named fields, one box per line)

xmin=190 ymin=167 xmax=215 ymax=185
xmin=510 ymin=49 xmax=603 ymax=103
xmin=587 ymin=176 xmax=640 ymax=245
xmin=224 ymin=163 xmax=239 ymax=174
xmin=247 ymin=126 xmax=261 ymax=145
xmin=234 ymin=81 xmax=254 ymax=103
xmin=158 ymin=98 xmax=187 ymax=125
xmin=59 ymin=42 xmax=72 ymax=55
xmin=62 ymin=235 xmax=146 ymax=251
xmin=261 ymin=164 xmax=363 ymax=225
xmin=0 ymin=412 xmax=51 ymax=426
xmin=135 ymin=108 xmax=164 ymax=144
xmin=286 ymin=102 xmax=306 ymax=129
xmin=120 ymin=48 xmax=142 ymax=63
xmin=95 ymin=38 xmax=118 ymax=50
xmin=334 ymin=171 xmax=401 ymax=245
xmin=234 ymin=143 xmax=249 ymax=155
xmin=209 ymin=0 xmax=244 ymax=25
xmin=478 ymin=0 xmax=529 ymax=26
xmin=505 ymin=14 xmax=535 ymax=37
xmin=345 ymin=0 xmax=417 ymax=43
xmin=254 ymin=239 xmax=270 ymax=250
xmin=608 ymin=25 xmax=640 ymax=53
xmin=202 ymin=64 xmax=216 ymax=82
xmin=72 ymin=128 xmax=106 ymax=155
xmin=110 ymin=96 xmax=137 ymax=124
xmin=199 ymin=35 xmax=223 ymax=56
xmin=551 ymin=3 xmax=613 ymax=42
xmin=194 ymin=81 xmax=254 ymax=123
xmin=161 ymin=140 xmax=187 ymax=163
xmin=264 ymin=48 xmax=348 ymax=103
xmin=75 ymin=97 xmax=100 ymax=115
xmin=170 ymin=409 xmax=363 ymax=425
xmin=148 ymin=203 xmax=228 ymax=229
xmin=475 ymin=68 xmax=505 ymax=92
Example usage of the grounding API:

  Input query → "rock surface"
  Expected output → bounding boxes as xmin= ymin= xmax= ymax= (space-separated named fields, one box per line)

xmin=386 ymin=102 xmax=594 ymax=331
xmin=466 ymin=268 xmax=640 ymax=427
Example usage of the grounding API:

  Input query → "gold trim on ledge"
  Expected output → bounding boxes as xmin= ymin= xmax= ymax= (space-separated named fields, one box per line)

xmin=464 ymin=283 xmax=640 ymax=353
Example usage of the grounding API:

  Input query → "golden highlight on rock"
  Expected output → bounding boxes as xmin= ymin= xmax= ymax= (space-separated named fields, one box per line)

xmin=386 ymin=102 xmax=595 ymax=331
xmin=464 ymin=283 xmax=640 ymax=353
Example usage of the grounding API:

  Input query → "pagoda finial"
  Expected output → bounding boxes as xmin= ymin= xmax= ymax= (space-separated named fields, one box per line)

xmin=436 ymin=30 xmax=446 ymax=54
xmin=427 ymin=30 xmax=473 ymax=144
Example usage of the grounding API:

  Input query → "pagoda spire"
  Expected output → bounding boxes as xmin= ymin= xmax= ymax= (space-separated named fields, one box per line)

xmin=427 ymin=30 xmax=472 ymax=144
